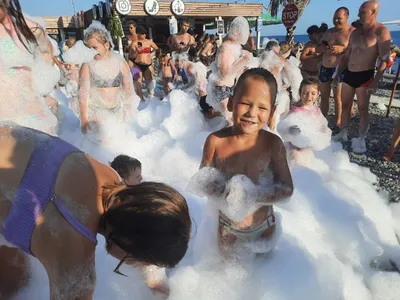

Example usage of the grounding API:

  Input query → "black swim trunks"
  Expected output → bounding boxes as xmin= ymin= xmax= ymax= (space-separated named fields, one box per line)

xmin=319 ymin=65 xmax=336 ymax=83
xmin=342 ymin=69 xmax=375 ymax=89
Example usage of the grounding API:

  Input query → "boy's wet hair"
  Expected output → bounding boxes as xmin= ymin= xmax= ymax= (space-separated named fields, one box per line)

xmin=110 ymin=155 xmax=142 ymax=179
xmin=234 ymin=68 xmax=278 ymax=107
xmin=300 ymin=78 xmax=320 ymax=93
xmin=103 ymin=182 xmax=191 ymax=268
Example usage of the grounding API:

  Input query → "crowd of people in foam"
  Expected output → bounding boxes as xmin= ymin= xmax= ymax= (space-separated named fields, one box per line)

xmin=0 ymin=0 xmax=400 ymax=299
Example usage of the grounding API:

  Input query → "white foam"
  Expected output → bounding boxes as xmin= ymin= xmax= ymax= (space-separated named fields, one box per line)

xmin=62 ymin=40 xmax=97 ymax=65
xmin=5 ymin=28 xmax=400 ymax=300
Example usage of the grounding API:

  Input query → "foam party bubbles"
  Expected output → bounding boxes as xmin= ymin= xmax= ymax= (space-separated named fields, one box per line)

xmin=228 ymin=17 xmax=250 ymax=46
xmin=6 ymin=24 xmax=400 ymax=300
xmin=277 ymin=107 xmax=332 ymax=151
xmin=62 ymin=40 xmax=97 ymax=65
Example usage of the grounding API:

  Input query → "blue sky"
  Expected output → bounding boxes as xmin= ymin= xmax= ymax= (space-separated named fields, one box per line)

xmin=21 ymin=0 xmax=400 ymax=35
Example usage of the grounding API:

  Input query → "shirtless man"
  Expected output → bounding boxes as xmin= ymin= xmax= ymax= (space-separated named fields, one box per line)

xmin=168 ymin=20 xmax=195 ymax=54
xmin=206 ymin=16 xmax=253 ymax=124
xmin=300 ymin=25 xmax=323 ymax=79
xmin=334 ymin=0 xmax=392 ymax=153
xmin=316 ymin=7 xmax=355 ymax=123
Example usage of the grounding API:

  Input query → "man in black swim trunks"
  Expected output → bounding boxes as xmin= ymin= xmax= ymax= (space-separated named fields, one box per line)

xmin=316 ymin=7 xmax=354 ymax=124
xmin=333 ymin=0 xmax=391 ymax=153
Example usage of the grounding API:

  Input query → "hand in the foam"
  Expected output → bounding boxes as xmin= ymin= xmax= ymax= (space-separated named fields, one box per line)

xmin=187 ymin=167 xmax=227 ymax=198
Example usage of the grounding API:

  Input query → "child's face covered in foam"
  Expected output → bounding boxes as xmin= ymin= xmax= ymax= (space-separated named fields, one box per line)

xmin=300 ymin=84 xmax=319 ymax=107
xmin=231 ymin=78 xmax=274 ymax=134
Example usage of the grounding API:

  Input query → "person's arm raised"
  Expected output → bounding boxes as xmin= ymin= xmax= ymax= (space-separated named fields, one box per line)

xmin=218 ymin=44 xmax=252 ymax=79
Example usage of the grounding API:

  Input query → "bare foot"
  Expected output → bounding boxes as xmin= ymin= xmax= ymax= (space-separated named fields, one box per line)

xmin=383 ymin=152 xmax=394 ymax=162
xmin=148 ymin=280 xmax=170 ymax=296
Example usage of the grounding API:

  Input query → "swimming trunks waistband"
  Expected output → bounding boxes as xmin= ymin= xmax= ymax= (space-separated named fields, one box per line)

xmin=342 ymin=69 xmax=375 ymax=89
xmin=219 ymin=208 xmax=275 ymax=242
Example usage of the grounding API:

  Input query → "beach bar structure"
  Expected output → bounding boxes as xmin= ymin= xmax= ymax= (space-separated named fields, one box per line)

xmin=43 ymin=15 xmax=85 ymax=40
xmin=43 ymin=0 xmax=267 ymax=48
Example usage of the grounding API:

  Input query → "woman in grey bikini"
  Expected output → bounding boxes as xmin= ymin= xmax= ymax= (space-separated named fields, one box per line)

xmin=0 ymin=124 xmax=191 ymax=299
xmin=79 ymin=21 xmax=139 ymax=143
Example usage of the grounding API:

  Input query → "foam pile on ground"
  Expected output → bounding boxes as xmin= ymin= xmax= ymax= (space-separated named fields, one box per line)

xmin=9 ymin=45 xmax=400 ymax=300
xmin=278 ymin=108 xmax=332 ymax=151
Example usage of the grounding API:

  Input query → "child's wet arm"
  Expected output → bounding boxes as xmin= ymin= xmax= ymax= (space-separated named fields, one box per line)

xmin=255 ymin=138 xmax=294 ymax=203
xmin=200 ymin=135 xmax=216 ymax=169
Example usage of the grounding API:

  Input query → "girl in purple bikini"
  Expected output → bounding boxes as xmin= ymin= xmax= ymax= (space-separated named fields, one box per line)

xmin=0 ymin=125 xmax=191 ymax=299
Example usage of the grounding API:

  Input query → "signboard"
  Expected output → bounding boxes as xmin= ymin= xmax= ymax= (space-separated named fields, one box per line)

xmin=282 ymin=4 xmax=299 ymax=28
xmin=144 ymin=0 xmax=160 ymax=16
xmin=115 ymin=0 xmax=132 ymax=15
xmin=256 ymin=17 xmax=262 ymax=32
xmin=217 ymin=19 xmax=224 ymax=35
xmin=169 ymin=17 xmax=178 ymax=35
xmin=92 ymin=5 xmax=97 ymax=20
xmin=105 ymin=0 xmax=112 ymax=16
xmin=171 ymin=0 xmax=185 ymax=16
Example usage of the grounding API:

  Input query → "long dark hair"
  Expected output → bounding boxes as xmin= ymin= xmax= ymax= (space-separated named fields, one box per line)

xmin=3 ymin=0 xmax=37 ymax=52
xmin=103 ymin=182 xmax=192 ymax=268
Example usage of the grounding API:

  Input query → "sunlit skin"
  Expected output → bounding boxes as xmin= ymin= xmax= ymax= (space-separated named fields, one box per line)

xmin=315 ymin=8 xmax=355 ymax=123
xmin=335 ymin=0 xmax=392 ymax=145
xmin=168 ymin=21 xmax=195 ymax=53
xmin=201 ymin=76 xmax=293 ymax=257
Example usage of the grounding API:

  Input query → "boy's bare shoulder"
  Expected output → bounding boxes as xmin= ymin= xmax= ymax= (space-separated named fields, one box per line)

xmin=207 ymin=127 xmax=232 ymax=140
xmin=260 ymin=130 xmax=284 ymax=147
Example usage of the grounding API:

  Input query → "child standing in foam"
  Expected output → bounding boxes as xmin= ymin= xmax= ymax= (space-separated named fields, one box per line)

xmin=195 ymin=68 xmax=293 ymax=259
xmin=79 ymin=21 xmax=140 ymax=144
xmin=158 ymin=53 xmax=177 ymax=96
xmin=277 ymin=78 xmax=332 ymax=167
xmin=109 ymin=154 xmax=169 ymax=295
xmin=110 ymin=155 xmax=143 ymax=186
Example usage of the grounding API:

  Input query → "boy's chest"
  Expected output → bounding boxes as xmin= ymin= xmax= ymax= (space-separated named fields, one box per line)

xmin=214 ymin=148 xmax=271 ymax=182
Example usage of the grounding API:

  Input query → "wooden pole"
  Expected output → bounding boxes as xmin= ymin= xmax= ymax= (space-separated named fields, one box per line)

xmin=386 ymin=62 xmax=400 ymax=117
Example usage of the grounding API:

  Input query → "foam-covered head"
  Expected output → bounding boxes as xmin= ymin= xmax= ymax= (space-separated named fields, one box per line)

xmin=265 ymin=39 xmax=279 ymax=52
xmin=228 ymin=68 xmax=278 ymax=134
xmin=228 ymin=17 xmax=250 ymax=45
xmin=103 ymin=182 xmax=191 ymax=268
xmin=84 ymin=21 xmax=114 ymax=60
